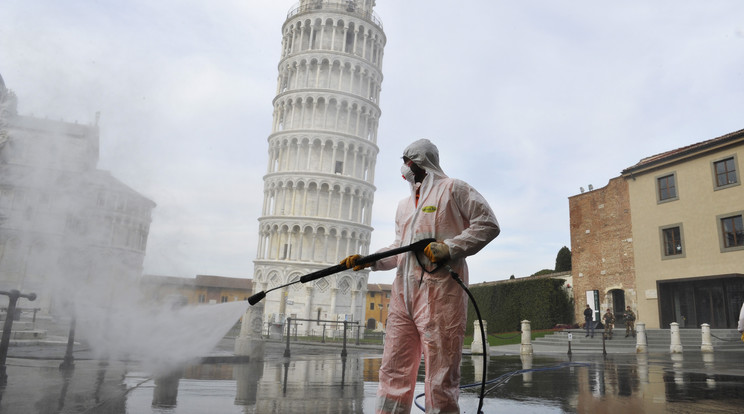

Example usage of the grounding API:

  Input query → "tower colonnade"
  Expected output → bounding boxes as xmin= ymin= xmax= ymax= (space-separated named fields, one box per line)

xmin=260 ymin=177 xmax=374 ymax=225
xmin=266 ymin=135 xmax=377 ymax=181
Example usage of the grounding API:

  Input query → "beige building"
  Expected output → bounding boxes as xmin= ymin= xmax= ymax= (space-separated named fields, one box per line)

xmin=140 ymin=274 xmax=253 ymax=306
xmin=621 ymin=129 xmax=744 ymax=329
xmin=363 ymin=283 xmax=391 ymax=330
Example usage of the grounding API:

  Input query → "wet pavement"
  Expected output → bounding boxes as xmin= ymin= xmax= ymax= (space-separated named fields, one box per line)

xmin=1 ymin=336 xmax=743 ymax=413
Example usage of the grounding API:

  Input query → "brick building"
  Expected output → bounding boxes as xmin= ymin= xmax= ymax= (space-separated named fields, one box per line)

xmin=569 ymin=177 xmax=636 ymax=324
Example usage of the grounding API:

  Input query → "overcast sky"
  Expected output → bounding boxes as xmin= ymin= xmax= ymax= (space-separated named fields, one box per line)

xmin=2 ymin=1 xmax=742 ymax=285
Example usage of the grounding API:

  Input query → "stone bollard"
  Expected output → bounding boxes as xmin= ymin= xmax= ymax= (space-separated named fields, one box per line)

xmin=471 ymin=320 xmax=489 ymax=355
xmin=703 ymin=352 xmax=716 ymax=388
xmin=520 ymin=320 xmax=533 ymax=355
xmin=700 ymin=323 xmax=714 ymax=353
xmin=669 ymin=322 xmax=683 ymax=354
xmin=472 ymin=355 xmax=485 ymax=383
xmin=235 ymin=302 xmax=265 ymax=361
xmin=520 ymin=353 xmax=533 ymax=387
xmin=635 ymin=322 xmax=647 ymax=353
xmin=671 ymin=353 xmax=684 ymax=385
xmin=636 ymin=352 xmax=649 ymax=385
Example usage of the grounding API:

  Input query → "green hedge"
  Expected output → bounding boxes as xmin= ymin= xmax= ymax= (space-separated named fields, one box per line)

xmin=465 ymin=278 xmax=574 ymax=335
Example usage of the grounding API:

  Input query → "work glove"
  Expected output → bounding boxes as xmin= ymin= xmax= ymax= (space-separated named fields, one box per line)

xmin=424 ymin=242 xmax=450 ymax=263
xmin=340 ymin=254 xmax=372 ymax=271
xmin=741 ymin=332 xmax=744 ymax=342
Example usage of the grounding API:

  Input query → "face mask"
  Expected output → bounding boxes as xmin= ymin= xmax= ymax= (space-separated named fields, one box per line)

xmin=401 ymin=164 xmax=416 ymax=183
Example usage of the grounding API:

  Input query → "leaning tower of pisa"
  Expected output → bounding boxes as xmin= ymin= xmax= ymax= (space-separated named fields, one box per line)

xmin=254 ymin=0 xmax=386 ymax=335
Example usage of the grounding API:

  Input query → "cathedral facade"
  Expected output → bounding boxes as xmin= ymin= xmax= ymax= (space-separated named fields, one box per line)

xmin=0 ymin=74 xmax=155 ymax=314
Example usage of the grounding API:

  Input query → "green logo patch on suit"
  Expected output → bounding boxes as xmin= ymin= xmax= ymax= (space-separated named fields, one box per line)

xmin=421 ymin=206 xmax=437 ymax=213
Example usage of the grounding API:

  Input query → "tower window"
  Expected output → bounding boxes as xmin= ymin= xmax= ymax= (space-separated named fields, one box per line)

xmin=335 ymin=161 xmax=343 ymax=174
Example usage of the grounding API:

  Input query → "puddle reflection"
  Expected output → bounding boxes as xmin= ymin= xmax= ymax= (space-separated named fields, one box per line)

xmin=114 ymin=352 xmax=744 ymax=413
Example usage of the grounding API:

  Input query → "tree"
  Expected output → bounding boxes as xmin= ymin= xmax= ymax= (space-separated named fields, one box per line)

xmin=555 ymin=246 xmax=572 ymax=272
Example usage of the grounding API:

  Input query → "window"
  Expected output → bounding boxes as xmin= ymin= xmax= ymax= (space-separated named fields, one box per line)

xmin=657 ymin=173 xmax=678 ymax=202
xmin=719 ymin=213 xmax=744 ymax=251
xmin=370 ymin=303 xmax=374 ymax=310
xmin=198 ymin=294 xmax=206 ymax=303
xmin=713 ymin=156 xmax=739 ymax=189
xmin=660 ymin=224 xmax=684 ymax=259
xmin=335 ymin=161 xmax=343 ymax=174
xmin=221 ymin=296 xmax=228 ymax=303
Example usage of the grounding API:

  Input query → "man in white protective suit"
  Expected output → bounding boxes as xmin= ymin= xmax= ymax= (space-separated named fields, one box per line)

xmin=341 ymin=139 xmax=500 ymax=413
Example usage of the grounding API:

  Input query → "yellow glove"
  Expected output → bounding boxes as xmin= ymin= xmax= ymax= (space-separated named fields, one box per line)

xmin=339 ymin=254 xmax=372 ymax=271
xmin=741 ymin=332 xmax=744 ymax=342
xmin=424 ymin=242 xmax=450 ymax=263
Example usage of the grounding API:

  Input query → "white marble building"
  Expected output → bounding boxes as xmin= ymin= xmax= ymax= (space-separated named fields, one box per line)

xmin=0 ymin=73 xmax=155 ymax=314
xmin=253 ymin=0 xmax=386 ymax=335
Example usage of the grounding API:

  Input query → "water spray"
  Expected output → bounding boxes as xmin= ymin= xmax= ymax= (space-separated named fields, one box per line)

xmin=0 ymin=289 xmax=36 ymax=385
xmin=247 ymin=238 xmax=435 ymax=306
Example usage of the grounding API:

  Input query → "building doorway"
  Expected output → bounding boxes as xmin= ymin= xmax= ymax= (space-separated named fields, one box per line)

xmin=610 ymin=289 xmax=626 ymax=322
xmin=658 ymin=274 xmax=744 ymax=329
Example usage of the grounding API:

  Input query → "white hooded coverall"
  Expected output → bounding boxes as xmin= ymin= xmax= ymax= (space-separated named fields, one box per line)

xmin=372 ymin=139 xmax=500 ymax=413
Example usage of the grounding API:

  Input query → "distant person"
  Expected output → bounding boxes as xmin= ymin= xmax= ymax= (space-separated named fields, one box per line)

xmin=603 ymin=308 xmax=615 ymax=340
xmin=624 ymin=306 xmax=636 ymax=338
xmin=584 ymin=304 xmax=594 ymax=338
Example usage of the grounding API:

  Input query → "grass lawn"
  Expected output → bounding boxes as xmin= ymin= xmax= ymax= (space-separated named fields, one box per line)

xmin=465 ymin=329 xmax=558 ymax=347
xmin=261 ymin=329 xmax=559 ymax=347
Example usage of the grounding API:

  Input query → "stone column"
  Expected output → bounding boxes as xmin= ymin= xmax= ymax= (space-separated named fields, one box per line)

xmin=471 ymin=320 xmax=489 ymax=355
xmin=635 ymin=322 xmax=647 ymax=353
xmin=350 ymin=290 xmax=358 ymax=324
xmin=304 ymin=286 xmax=314 ymax=336
xmin=235 ymin=302 xmax=265 ymax=361
xmin=330 ymin=287 xmax=338 ymax=320
xmin=520 ymin=320 xmax=533 ymax=355
xmin=700 ymin=323 xmax=714 ymax=353
xmin=670 ymin=322 xmax=683 ymax=353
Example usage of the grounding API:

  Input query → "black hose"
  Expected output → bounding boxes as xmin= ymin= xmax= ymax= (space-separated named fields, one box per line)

xmin=447 ymin=265 xmax=487 ymax=414
xmin=408 ymin=257 xmax=487 ymax=413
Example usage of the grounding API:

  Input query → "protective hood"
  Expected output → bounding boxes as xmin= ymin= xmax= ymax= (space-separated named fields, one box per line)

xmin=402 ymin=139 xmax=447 ymax=180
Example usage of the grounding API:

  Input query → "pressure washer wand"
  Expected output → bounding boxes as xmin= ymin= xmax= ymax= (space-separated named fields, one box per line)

xmin=248 ymin=238 xmax=435 ymax=305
